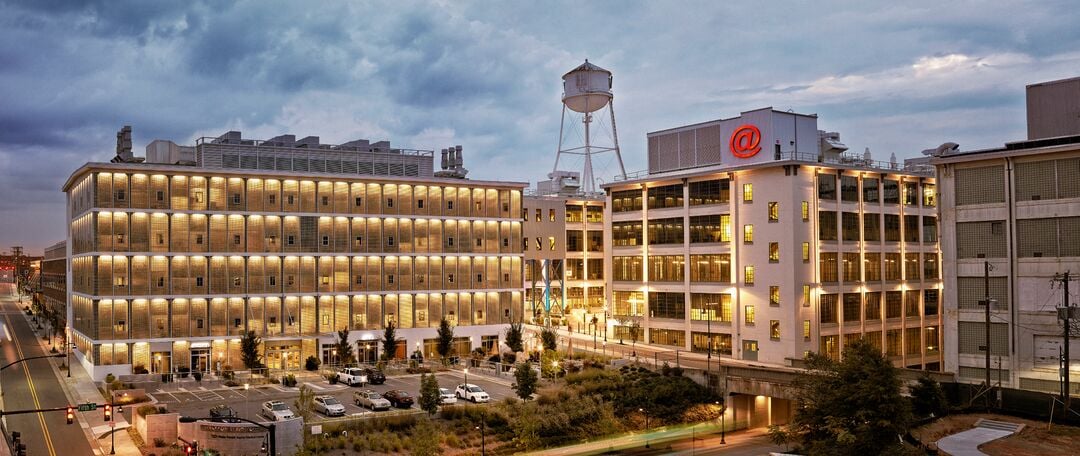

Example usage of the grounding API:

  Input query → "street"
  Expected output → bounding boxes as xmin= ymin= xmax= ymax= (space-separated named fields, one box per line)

xmin=1 ymin=284 xmax=93 ymax=456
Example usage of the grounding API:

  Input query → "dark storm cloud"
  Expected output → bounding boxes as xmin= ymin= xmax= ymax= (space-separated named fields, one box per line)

xmin=2 ymin=0 xmax=1080 ymax=252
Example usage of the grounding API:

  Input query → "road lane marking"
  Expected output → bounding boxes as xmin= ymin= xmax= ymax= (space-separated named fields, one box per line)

xmin=5 ymin=314 xmax=58 ymax=456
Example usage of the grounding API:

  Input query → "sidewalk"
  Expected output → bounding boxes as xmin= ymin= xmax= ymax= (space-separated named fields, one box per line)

xmin=530 ymin=424 xmax=774 ymax=455
xmin=21 ymin=312 xmax=141 ymax=456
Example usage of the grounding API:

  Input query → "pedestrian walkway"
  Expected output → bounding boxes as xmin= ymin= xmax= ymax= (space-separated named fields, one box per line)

xmin=935 ymin=419 xmax=1023 ymax=456
xmin=19 ymin=310 xmax=141 ymax=456
xmin=531 ymin=425 xmax=772 ymax=455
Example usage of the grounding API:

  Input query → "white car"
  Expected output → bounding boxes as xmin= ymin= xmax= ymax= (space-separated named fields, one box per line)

xmin=260 ymin=400 xmax=296 ymax=421
xmin=336 ymin=367 xmax=368 ymax=386
xmin=313 ymin=395 xmax=346 ymax=417
xmin=455 ymin=383 xmax=490 ymax=403
xmin=438 ymin=387 xmax=457 ymax=405
xmin=353 ymin=390 xmax=391 ymax=411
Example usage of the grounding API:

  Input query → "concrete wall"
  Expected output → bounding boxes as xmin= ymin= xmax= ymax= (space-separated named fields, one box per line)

xmin=134 ymin=412 xmax=178 ymax=446
xmin=178 ymin=418 xmax=302 ymax=456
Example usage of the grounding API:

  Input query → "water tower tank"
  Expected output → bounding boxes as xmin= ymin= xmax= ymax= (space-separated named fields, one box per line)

xmin=562 ymin=60 xmax=612 ymax=113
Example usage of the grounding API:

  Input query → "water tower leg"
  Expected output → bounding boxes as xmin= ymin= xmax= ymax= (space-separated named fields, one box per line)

xmin=552 ymin=105 xmax=567 ymax=175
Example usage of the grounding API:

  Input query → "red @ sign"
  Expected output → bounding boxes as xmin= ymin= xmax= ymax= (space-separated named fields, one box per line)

xmin=730 ymin=125 xmax=762 ymax=158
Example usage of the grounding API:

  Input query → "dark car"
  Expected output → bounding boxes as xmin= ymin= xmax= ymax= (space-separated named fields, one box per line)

xmin=209 ymin=405 xmax=241 ymax=423
xmin=382 ymin=389 xmax=413 ymax=408
xmin=363 ymin=368 xmax=386 ymax=385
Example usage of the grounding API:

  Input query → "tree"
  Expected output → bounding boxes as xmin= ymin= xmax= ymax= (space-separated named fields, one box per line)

xmin=436 ymin=318 xmax=455 ymax=363
xmin=910 ymin=373 xmax=949 ymax=418
xmin=418 ymin=373 xmax=441 ymax=415
xmin=628 ymin=321 xmax=642 ymax=350
xmin=505 ymin=320 xmax=525 ymax=353
xmin=512 ymin=362 xmax=539 ymax=400
xmin=240 ymin=330 xmax=264 ymax=370
xmin=539 ymin=326 xmax=557 ymax=351
xmin=410 ymin=416 xmax=442 ymax=456
xmin=789 ymin=339 xmax=912 ymax=456
xmin=381 ymin=321 xmax=397 ymax=361
xmin=304 ymin=355 xmax=320 ymax=371
xmin=334 ymin=329 xmax=356 ymax=366
xmin=294 ymin=384 xmax=315 ymax=421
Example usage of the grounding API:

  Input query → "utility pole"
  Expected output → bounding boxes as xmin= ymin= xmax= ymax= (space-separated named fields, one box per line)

xmin=982 ymin=261 xmax=993 ymax=395
xmin=1054 ymin=271 xmax=1076 ymax=411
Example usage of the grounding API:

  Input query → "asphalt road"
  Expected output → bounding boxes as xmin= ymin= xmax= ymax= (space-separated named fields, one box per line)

xmin=150 ymin=369 xmax=515 ymax=423
xmin=1 ymin=284 xmax=94 ymax=456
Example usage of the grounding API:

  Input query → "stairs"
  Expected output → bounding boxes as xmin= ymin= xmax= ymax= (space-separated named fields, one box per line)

xmin=975 ymin=418 xmax=1024 ymax=434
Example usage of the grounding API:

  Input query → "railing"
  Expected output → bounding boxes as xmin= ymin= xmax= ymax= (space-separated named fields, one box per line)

xmin=195 ymin=137 xmax=434 ymax=157
xmin=614 ymin=152 xmax=935 ymax=182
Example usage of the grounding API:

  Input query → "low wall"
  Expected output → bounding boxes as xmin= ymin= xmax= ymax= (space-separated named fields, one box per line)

xmin=134 ymin=411 xmax=178 ymax=446
xmin=178 ymin=417 xmax=304 ymax=456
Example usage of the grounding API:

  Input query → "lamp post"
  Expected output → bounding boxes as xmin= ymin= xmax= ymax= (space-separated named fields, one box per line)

xmin=639 ymin=407 xmax=650 ymax=448
xmin=475 ymin=412 xmax=487 ymax=456
xmin=464 ymin=368 xmax=469 ymax=387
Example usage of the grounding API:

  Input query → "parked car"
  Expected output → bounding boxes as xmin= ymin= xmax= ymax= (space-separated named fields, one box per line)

xmin=381 ymin=389 xmax=414 ymax=409
xmin=260 ymin=400 xmax=296 ymax=421
xmin=313 ymin=395 xmax=346 ymax=417
xmin=455 ymin=384 xmax=490 ymax=403
xmin=438 ymin=387 xmax=457 ymax=405
xmin=336 ymin=367 xmax=368 ymax=386
xmin=362 ymin=368 xmax=386 ymax=385
xmin=209 ymin=405 xmax=241 ymax=423
xmin=353 ymin=389 xmax=391 ymax=411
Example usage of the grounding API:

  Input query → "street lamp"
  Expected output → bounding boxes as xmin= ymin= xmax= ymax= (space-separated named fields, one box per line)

xmin=464 ymin=368 xmax=469 ymax=386
xmin=639 ymin=407 xmax=650 ymax=449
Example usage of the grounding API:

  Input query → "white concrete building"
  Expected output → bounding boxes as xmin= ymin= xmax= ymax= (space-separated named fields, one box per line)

xmin=603 ymin=108 xmax=942 ymax=369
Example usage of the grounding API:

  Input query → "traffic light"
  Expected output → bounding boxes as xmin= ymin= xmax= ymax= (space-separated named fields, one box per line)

xmin=66 ymin=405 xmax=75 ymax=424
xmin=103 ymin=403 xmax=112 ymax=420
xmin=192 ymin=441 xmax=199 ymax=454
xmin=184 ymin=443 xmax=194 ymax=455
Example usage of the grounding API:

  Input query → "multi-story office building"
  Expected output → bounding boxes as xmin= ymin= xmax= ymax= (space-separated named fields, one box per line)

xmin=40 ymin=241 xmax=68 ymax=327
xmin=64 ymin=129 xmax=525 ymax=380
xmin=934 ymin=76 xmax=1080 ymax=393
xmin=604 ymin=108 xmax=942 ymax=369
xmin=522 ymin=176 xmax=606 ymax=332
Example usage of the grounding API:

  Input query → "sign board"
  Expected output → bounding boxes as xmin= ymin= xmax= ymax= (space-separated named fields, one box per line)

xmin=310 ymin=425 xmax=322 ymax=435
xmin=77 ymin=403 xmax=97 ymax=412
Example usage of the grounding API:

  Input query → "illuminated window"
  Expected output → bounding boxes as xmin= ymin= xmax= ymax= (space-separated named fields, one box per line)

xmin=744 ymin=266 xmax=755 ymax=285
xmin=535 ymin=209 xmax=541 ymax=222
xmin=549 ymin=209 xmax=556 ymax=222
xmin=743 ymin=224 xmax=754 ymax=243
xmin=803 ymin=285 xmax=811 ymax=307
xmin=768 ymin=202 xmax=779 ymax=221
xmin=768 ymin=242 xmax=779 ymax=262
xmin=742 ymin=183 xmax=753 ymax=202
xmin=549 ymin=236 xmax=556 ymax=251
xmin=194 ymin=190 xmax=204 ymax=203
xmin=116 ymin=234 xmax=125 ymax=245
xmin=801 ymin=201 xmax=809 ymax=221
xmin=770 ymin=320 xmax=780 ymax=340
xmin=114 ymin=276 xmax=126 ymax=286
xmin=535 ymin=237 xmax=541 ymax=251
xmin=233 ymin=277 xmax=241 ymax=286
xmin=803 ymin=320 xmax=811 ymax=340
xmin=923 ymin=184 xmax=937 ymax=207
xmin=802 ymin=242 xmax=810 ymax=262
xmin=744 ymin=305 xmax=755 ymax=324
xmin=769 ymin=286 xmax=780 ymax=306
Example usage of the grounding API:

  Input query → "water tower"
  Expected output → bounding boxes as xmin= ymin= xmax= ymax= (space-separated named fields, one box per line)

xmin=551 ymin=60 xmax=626 ymax=193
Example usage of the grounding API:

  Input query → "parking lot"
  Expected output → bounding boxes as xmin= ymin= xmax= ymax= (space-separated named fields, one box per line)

xmin=147 ymin=370 xmax=515 ymax=423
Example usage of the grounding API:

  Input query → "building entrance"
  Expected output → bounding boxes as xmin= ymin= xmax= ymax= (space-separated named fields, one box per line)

xmin=191 ymin=348 xmax=211 ymax=373
xmin=266 ymin=345 xmax=301 ymax=370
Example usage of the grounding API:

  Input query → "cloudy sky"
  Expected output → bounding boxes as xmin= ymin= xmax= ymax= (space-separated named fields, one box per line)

xmin=2 ymin=0 xmax=1079 ymax=253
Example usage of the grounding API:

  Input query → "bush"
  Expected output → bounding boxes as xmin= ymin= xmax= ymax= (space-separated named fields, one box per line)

xmin=133 ymin=364 xmax=149 ymax=374
xmin=105 ymin=373 xmax=116 ymax=384
xmin=153 ymin=437 xmax=167 ymax=447
xmin=137 ymin=404 xmax=164 ymax=417
xmin=305 ymin=355 xmax=321 ymax=371
xmin=283 ymin=374 xmax=298 ymax=387
xmin=327 ymin=374 xmax=338 ymax=384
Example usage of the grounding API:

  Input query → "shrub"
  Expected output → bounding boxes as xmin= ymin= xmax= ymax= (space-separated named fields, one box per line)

xmin=132 ymin=364 xmax=148 ymax=374
xmin=283 ymin=374 xmax=298 ymax=387
xmin=327 ymin=374 xmax=338 ymax=384
xmin=305 ymin=355 xmax=320 ymax=371
xmin=153 ymin=437 xmax=167 ymax=447
xmin=137 ymin=404 xmax=163 ymax=417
